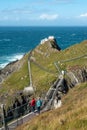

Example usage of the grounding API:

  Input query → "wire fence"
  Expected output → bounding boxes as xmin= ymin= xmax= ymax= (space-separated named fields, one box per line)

xmin=31 ymin=59 xmax=58 ymax=75
xmin=58 ymin=54 xmax=87 ymax=63
xmin=0 ymin=102 xmax=31 ymax=130
xmin=0 ymin=52 xmax=87 ymax=129
xmin=29 ymin=53 xmax=87 ymax=76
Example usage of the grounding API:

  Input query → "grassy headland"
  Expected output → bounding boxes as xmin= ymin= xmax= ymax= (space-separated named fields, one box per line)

xmin=0 ymin=39 xmax=87 ymax=105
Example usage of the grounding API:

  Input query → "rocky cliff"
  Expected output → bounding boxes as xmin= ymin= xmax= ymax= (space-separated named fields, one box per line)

xmin=0 ymin=36 xmax=60 ymax=85
xmin=0 ymin=37 xmax=87 ymax=106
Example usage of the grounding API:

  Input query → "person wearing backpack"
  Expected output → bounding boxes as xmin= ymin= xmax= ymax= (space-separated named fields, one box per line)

xmin=36 ymin=97 xmax=42 ymax=115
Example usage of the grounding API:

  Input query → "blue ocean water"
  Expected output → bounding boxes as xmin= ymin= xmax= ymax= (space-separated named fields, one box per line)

xmin=0 ymin=26 xmax=87 ymax=68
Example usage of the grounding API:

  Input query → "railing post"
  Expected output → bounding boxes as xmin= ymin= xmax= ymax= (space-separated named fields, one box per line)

xmin=28 ymin=59 xmax=32 ymax=87
xmin=54 ymin=62 xmax=61 ymax=74
xmin=1 ymin=104 xmax=7 ymax=130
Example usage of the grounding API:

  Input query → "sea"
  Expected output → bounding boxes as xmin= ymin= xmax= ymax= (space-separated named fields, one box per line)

xmin=0 ymin=26 xmax=87 ymax=69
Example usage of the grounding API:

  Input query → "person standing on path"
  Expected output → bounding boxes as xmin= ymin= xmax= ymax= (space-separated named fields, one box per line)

xmin=30 ymin=97 xmax=36 ymax=112
xmin=53 ymin=95 xmax=62 ymax=109
xmin=36 ymin=97 xmax=42 ymax=115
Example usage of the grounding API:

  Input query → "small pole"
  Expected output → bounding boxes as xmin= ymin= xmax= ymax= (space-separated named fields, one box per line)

xmin=54 ymin=62 xmax=61 ymax=74
xmin=61 ymin=70 xmax=65 ymax=77
xmin=28 ymin=59 xmax=32 ymax=87
xmin=1 ymin=104 xmax=7 ymax=130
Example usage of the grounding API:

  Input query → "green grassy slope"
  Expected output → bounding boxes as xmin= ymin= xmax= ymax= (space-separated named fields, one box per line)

xmin=16 ymin=82 xmax=87 ymax=130
xmin=0 ymin=39 xmax=87 ymax=128
xmin=0 ymin=40 xmax=87 ymax=97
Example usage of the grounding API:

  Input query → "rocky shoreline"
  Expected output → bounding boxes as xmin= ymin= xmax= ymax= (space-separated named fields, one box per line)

xmin=0 ymin=60 xmax=20 ymax=84
xmin=0 ymin=37 xmax=87 ymax=108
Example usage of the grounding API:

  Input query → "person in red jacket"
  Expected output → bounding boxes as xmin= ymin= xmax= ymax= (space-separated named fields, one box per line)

xmin=30 ymin=97 xmax=36 ymax=112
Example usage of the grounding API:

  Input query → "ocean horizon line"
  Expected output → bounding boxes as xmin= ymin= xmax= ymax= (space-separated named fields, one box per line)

xmin=0 ymin=26 xmax=87 ymax=68
xmin=0 ymin=25 xmax=87 ymax=28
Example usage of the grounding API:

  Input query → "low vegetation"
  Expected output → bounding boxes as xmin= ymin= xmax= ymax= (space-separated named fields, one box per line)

xmin=0 ymin=39 xmax=87 ymax=129
xmin=16 ymin=82 xmax=87 ymax=130
xmin=0 ymin=40 xmax=87 ymax=104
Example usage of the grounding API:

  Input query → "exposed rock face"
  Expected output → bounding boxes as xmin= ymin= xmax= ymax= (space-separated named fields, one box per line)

xmin=40 ymin=36 xmax=61 ymax=51
xmin=0 ymin=36 xmax=61 ymax=85
xmin=0 ymin=37 xmax=87 ymax=116
xmin=67 ymin=66 xmax=87 ymax=87
xmin=0 ymin=60 xmax=18 ymax=80
xmin=0 ymin=58 xmax=25 ymax=84
xmin=49 ymin=38 xmax=61 ymax=50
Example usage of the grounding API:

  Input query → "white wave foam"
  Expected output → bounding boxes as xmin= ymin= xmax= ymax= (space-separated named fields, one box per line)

xmin=7 ymin=54 xmax=24 ymax=62
xmin=0 ymin=62 xmax=9 ymax=69
xmin=57 ymin=36 xmax=61 ymax=39
xmin=0 ymin=53 xmax=24 ymax=69
xmin=71 ymin=33 xmax=76 ymax=36
xmin=0 ymin=39 xmax=11 ymax=42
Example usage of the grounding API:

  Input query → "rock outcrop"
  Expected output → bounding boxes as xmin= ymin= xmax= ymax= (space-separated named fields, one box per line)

xmin=0 ymin=56 xmax=25 ymax=84
xmin=67 ymin=66 xmax=87 ymax=87
xmin=40 ymin=36 xmax=61 ymax=51
xmin=0 ymin=36 xmax=61 ymax=85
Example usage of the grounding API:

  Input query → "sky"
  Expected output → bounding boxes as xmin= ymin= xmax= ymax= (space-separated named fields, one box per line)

xmin=0 ymin=0 xmax=87 ymax=26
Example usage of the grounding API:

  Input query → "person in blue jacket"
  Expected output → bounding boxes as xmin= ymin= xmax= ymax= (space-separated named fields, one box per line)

xmin=36 ymin=97 xmax=42 ymax=114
